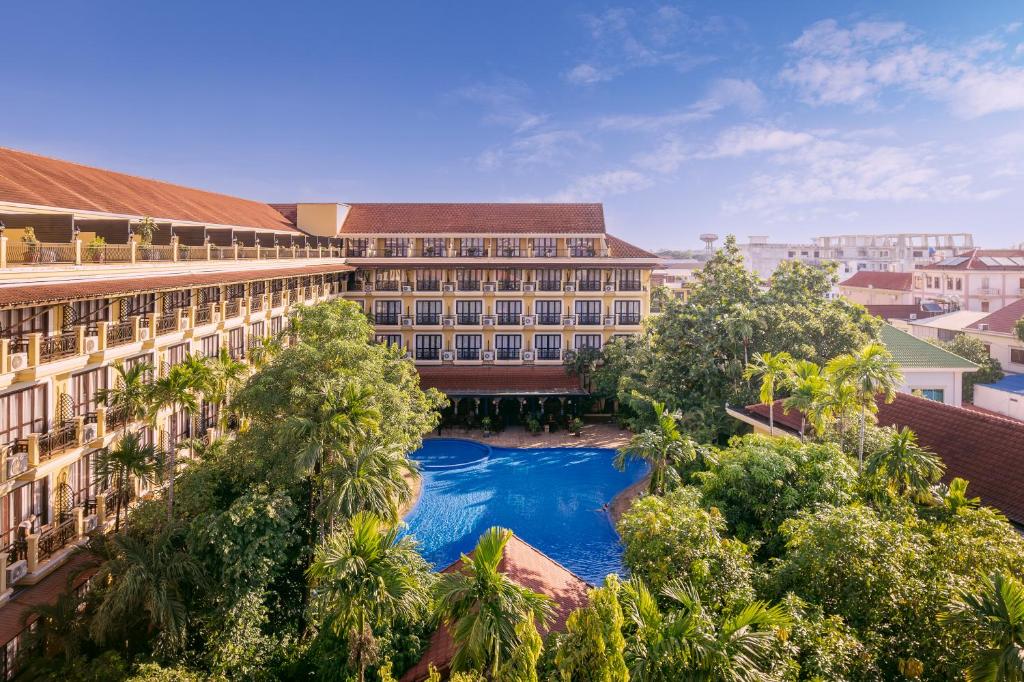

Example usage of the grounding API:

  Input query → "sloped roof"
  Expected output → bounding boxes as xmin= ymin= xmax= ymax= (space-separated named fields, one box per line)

xmin=0 ymin=553 xmax=96 ymax=646
xmin=879 ymin=324 xmax=978 ymax=370
xmin=864 ymin=304 xmax=940 ymax=321
xmin=910 ymin=310 xmax=989 ymax=331
xmin=417 ymin=366 xmax=585 ymax=396
xmin=978 ymin=373 xmax=1024 ymax=397
xmin=967 ymin=298 xmax=1024 ymax=336
xmin=606 ymin=234 xmax=658 ymax=259
xmin=740 ymin=393 xmax=1024 ymax=524
xmin=400 ymin=534 xmax=590 ymax=682
xmin=0 ymin=147 xmax=298 ymax=232
xmin=921 ymin=249 xmax=1024 ymax=271
xmin=839 ymin=271 xmax=913 ymax=290
xmin=340 ymin=203 xmax=605 ymax=235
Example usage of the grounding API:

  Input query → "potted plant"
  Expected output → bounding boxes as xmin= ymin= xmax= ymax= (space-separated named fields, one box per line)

xmin=86 ymin=235 xmax=106 ymax=262
xmin=568 ymin=417 xmax=583 ymax=437
xmin=136 ymin=216 xmax=158 ymax=260
xmin=21 ymin=227 xmax=40 ymax=263
xmin=178 ymin=243 xmax=189 ymax=260
xmin=526 ymin=415 xmax=541 ymax=434
xmin=481 ymin=416 xmax=493 ymax=437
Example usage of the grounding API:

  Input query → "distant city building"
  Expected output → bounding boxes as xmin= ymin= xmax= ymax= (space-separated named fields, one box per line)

xmin=837 ymin=271 xmax=915 ymax=306
xmin=962 ymin=298 xmax=1024 ymax=374
xmin=912 ymin=249 xmax=1024 ymax=313
xmin=652 ymin=258 xmax=701 ymax=301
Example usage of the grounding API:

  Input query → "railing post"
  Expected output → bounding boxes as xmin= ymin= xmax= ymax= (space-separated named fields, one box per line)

xmin=255 ymin=245 xmax=261 ymax=260
xmin=130 ymin=315 xmax=141 ymax=342
xmin=26 ymin=434 xmax=40 ymax=468
xmin=233 ymin=243 xmax=239 ymax=260
xmin=96 ymin=495 xmax=106 ymax=523
xmin=74 ymin=507 xmax=85 ymax=538
xmin=0 ymin=235 xmax=7 ymax=269
xmin=0 ymin=338 xmax=7 ymax=375
xmin=27 ymin=332 xmax=41 ymax=367
xmin=205 ymin=243 xmax=212 ymax=260
xmin=74 ymin=238 xmax=82 ymax=265
xmin=25 ymin=534 xmax=38 ymax=573
xmin=148 ymin=313 xmax=158 ymax=338
xmin=130 ymin=241 xmax=138 ymax=263
xmin=96 ymin=406 xmax=107 ymax=439
xmin=274 ymin=245 xmax=280 ymax=259
xmin=0 ymin=552 xmax=7 ymax=594
xmin=74 ymin=415 xmax=85 ymax=446
xmin=76 ymin=324 xmax=86 ymax=355
xmin=171 ymin=235 xmax=179 ymax=262
xmin=96 ymin=320 xmax=108 ymax=351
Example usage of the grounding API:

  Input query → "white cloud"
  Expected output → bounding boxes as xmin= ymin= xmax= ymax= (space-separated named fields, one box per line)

xmin=704 ymin=126 xmax=814 ymax=158
xmin=549 ymin=169 xmax=652 ymax=202
xmin=633 ymin=135 xmax=689 ymax=172
xmin=476 ymin=130 xmax=589 ymax=170
xmin=565 ymin=63 xmax=616 ymax=85
xmin=454 ymin=80 xmax=546 ymax=132
xmin=597 ymin=78 xmax=763 ymax=132
xmin=781 ymin=18 xmax=1024 ymax=118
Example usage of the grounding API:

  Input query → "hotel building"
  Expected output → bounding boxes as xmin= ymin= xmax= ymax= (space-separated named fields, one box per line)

xmin=0 ymin=145 xmax=656 ymax=666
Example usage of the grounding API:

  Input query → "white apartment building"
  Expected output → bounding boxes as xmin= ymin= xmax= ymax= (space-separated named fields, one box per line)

xmin=912 ymin=250 xmax=1024 ymax=313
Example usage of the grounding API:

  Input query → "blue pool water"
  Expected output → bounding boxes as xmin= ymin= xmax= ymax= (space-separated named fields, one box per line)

xmin=403 ymin=439 xmax=647 ymax=584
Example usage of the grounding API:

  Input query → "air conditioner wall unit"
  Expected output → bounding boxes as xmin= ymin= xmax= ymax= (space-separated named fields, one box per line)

xmin=6 ymin=560 xmax=27 ymax=586
xmin=84 ymin=515 xmax=98 ymax=533
xmin=138 ymin=328 xmax=150 ymax=340
xmin=8 ymin=352 xmax=28 ymax=371
xmin=82 ymin=423 xmax=98 ymax=442
xmin=442 ymin=284 xmax=454 ymax=293
xmin=401 ymin=317 xmax=413 ymax=327
xmin=523 ymin=283 xmax=535 ymax=292
xmin=604 ymin=285 xmax=615 ymax=293
xmin=442 ymin=317 xmax=455 ymax=327
xmin=522 ymin=350 xmax=535 ymax=361
xmin=523 ymin=316 xmax=535 ymax=326
xmin=564 ymin=318 xmax=576 ymax=327
xmin=442 ymin=351 xmax=454 ymax=361
xmin=482 ymin=350 xmax=495 ymax=361
xmin=83 ymin=336 xmax=99 ymax=354
xmin=483 ymin=283 xmax=496 ymax=293
xmin=604 ymin=316 xmax=615 ymax=326
xmin=564 ymin=284 xmax=576 ymax=292
xmin=402 ymin=285 xmax=412 ymax=292
xmin=363 ymin=284 xmax=374 ymax=292
xmin=482 ymin=317 xmax=495 ymax=327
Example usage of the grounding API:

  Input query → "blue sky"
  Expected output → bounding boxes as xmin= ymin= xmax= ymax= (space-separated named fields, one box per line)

xmin=2 ymin=1 xmax=1023 ymax=249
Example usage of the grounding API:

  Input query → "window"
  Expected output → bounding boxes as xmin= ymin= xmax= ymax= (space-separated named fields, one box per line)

xmin=460 ymin=238 xmax=485 ymax=257
xmin=422 ymin=238 xmax=446 ymax=257
xmin=496 ymin=238 xmax=520 ymax=257
xmin=347 ymin=238 xmax=369 ymax=257
xmin=71 ymin=298 xmax=111 ymax=327
xmin=575 ymin=269 xmax=602 ymax=291
xmin=456 ymin=300 xmax=482 ymax=325
xmin=167 ymin=342 xmax=190 ymax=367
xmin=457 ymin=269 xmax=483 ymax=291
xmin=574 ymin=334 xmax=602 ymax=350
xmin=270 ymin=316 xmax=285 ymax=336
xmin=0 ymin=385 xmax=47 ymax=446
xmin=496 ymin=269 xmax=522 ymax=291
xmin=495 ymin=300 xmax=522 ymax=325
xmin=956 ymin=278 xmax=962 ymax=291
xmin=614 ymin=300 xmax=641 ymax=325
xmin=167 ymin=408 xmax=190 ymax=450
xmin=197 ymin=286 xmax=222 ymax=305
xmin=70 ymin=452 xmax=95 ymax=506
xmin=120 ymin=293 xmax=156 ymax=320
xmin=199 ymin=334 xmax=220 ymax=359
xmin=1011 ymin=348 xmax=1024 ymax=365
xmin=455 ymin=334 xmax=482 ymax=360
xmin=2 ymin=480 xmax=48 ymax=548
xmin=533 ymin=237 xmax=557 ymax=257
xmin=937 ymin=328 xmax=960 ymax=342
xmin=250 ymin=321 xmax=265 ymax=341
xmin=415 ymin=269 xmax=443 ymax=291
xmin=567 ymin=238 xmax=595 ymax=257
xmin=0 ymin=306 xmax=51 ymax=343
xmin=914 ymin=388 xmax=945 ymax=403
xmin=375 ymin=269 xmax=403 ymax=291
xmin=535 ymin=334 xmax=561 ymax=360
xmin=163 ymin=290 xmax=192 ymax=311
xmin=535 ymin=300 xmax=562 ymax=325
xmin=617 ymin=269 xmax=641 ymax=291
xmin=72 ymin=367 xmax=107 ymax=416
xmin=535 ymin=269 xmax=562 ymax=291
xmin=495 ymin=334 xmax=522 ymax=360
xmin=228 ymin=327 xmax=245 ymax=359
xmin=415 ymin=335 xmax=442 ymax=360
xmin=383 ymin=238 xmax=410 ymax=257
xmin=415 ymin=300 xmax=442 ymax=325
xmin=981 ymin=301 xmax=990 ymax=313
xmin=124 ymin=352 xmax=154 ymax=377
xmin=375 ymin=334 xmax=404 ymax=349
xmin=374 ymin=300 xmax=402 ymax=325
xmin=575 ymin=300 xmax=602 ymax=325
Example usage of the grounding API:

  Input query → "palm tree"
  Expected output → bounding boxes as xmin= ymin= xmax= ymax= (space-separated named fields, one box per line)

xmin=148 ymin=364 xmax=202 ymax=519
xmin=614 ymin=400 xmax=695 ymax=496
xmin=817 ymin=371 xmax=859 ymax=437
xmin=826 ymin=342 xmax=902 ymax=468
xmin=23 ymin=577 xmax=85 ymax=663
xmin=743 ymin=351 xmax=793 ymax=436
xmin=866 ymin=427 xmax=945 ymax=501
xmin=782 ymin=359 xmax=827 ymax=437
xmin=723 ymin=305 xmax=759 ymax=366
xmin=435 ymin=527 xmax=554 ymax=678
xmin=247 ymin=335 xmax=282 ymax=369
xmin=205 ymin=347 xmax=248 ymax=430
xmin=90 ymin=528 xmax=204 ymax=651
xmin=939 ymin=573 xmax=1024 ymax=681
xmin=95 ymin=361 xmax=154 ymax=435
xmin=307 ymin=512 xmax=432 ymax=682
xmin=319 ymin=439 xmax=417 ymax=527
xmin=94 ymin=432 xmax=164 ymax=532
xmin=941 ymin=477 xmax=981 ymax=515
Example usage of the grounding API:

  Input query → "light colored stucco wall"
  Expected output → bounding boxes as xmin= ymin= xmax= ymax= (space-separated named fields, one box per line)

xmin=898 ymin=369 xmax=963 ymax=406
xmin=973 ymin=384 xmax=1024 ymax=421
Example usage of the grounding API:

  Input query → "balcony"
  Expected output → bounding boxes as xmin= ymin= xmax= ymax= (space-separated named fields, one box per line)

xmin=416 ymin=280 xmax=441 ymax=291
xmin=536 ymin=348 xmax=561 ymax=360
xmin=194 ymin=305 xmax=213 ymax=325
xmin=538 ymin=281 xmax=562 ymax=291
xmin=16 ymin=419 xmax=79 ymax=463
xmin=1 ymin=444 xmax=28 ymax=481
xmin=271 ymin=291 xmax=283 ymax=308
xmin=617 ymin=313 xmax=641 ymax=325
xmin=460 ymin=247 xmax=486 ymax=257
xmin=496 ymin=349 xmax=521 ymax=361
xmin=537 ymin=314 xmax=562 ymax=325
xmin=416 ymin=314 xmax=441 ymax=325
xmin=375 ymin=281 xmax=401 ymax=292
xmin=374 ymin=314 xmax=399 ymax=326
xmin=458 ymin=281 xmax=482 ymax=292
xmin=497 ymin=314 xmax=522 ymax=326
xmin=416 ymin=349 xmax=441 ymax=361
xmin=382 ymin=247 xmax=410 ymax=258
xmin=106 ymin=321 xmax=135 ymax=347
xmin=156 ymin=313 xmax=179 ymax=335
xmin=224 ymin=299 xmax=242 ymax=318
xmin=618 ymin=281 xmax=643 ymax=292
xmin=569 ymin=247 xmax=597 ymax=257
xmin=495 ymin=248 xmax=521 ymax=258
xmin=38 ymin=516 xmax=78 ymax=563
xmin=497 ymin=281 xmax=522 ymax=292
xmin=40 ymin=332 xmax=79 ymax=362
xmin=457 ymin=314 xmax=481 ymax=325
xmin=456 ymin=348 xmax=481 ymax=361
xmin=576 ymin=281 xmax=603 ymax=292
xmin=106 ymin=403 xmax=130 ymax=430
xmin=576 ymin=314 xmax=602 ymax=326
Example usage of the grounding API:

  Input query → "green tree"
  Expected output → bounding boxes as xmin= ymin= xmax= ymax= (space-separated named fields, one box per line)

xmin=929 ymin=334 xmax=1003 ymax=402
xmin=940 ymin=573 xmax=1024 ymax=682
xmin=1015 ymin=318 xmax=1024 ymax=343
xmin=555 ymin=576 xmax=629 ymax=682
xmin=94 ymin=431 xmax=164 ymax=532
xmin=826 ymin=342 xmax=901 ymax=468
xmin=781 ymin=359 xmax=828 ymax=436
xmin=319 ymin=439 xmax=417 ymax=526
xmin=743 ymin=351 xmax=793 ymax=436
xmin=865 ymin=427 xmax=945 ymax=501
xmin=307 ymin=512 xmax=432 ymax=682
xmin=435 ymin=527 xmax=554 ymax=678
xmin=148 ymin=363 xmax=203 ymax=519
xmin=95 ymin=361 xmax=155 ymax=435
xmin=204 ymin=347 xmax=248 ymax=430
xmin=614 ymin=400 xmax=695 ymax=495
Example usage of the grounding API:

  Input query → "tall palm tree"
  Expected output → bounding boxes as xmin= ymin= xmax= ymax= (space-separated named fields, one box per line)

xmin=782 ymin=359 xmax=827 ymax=437
xmin=866 ymin=427 xmax=945 ymax=501
xmin=148 ymin=364 xmax=201 ymax=519
xmin=435 ymin=527 xmax=554 ymax=678
xmin=93 ymin=432 xmax=163 ymax=532
xmin=95 ymin=361 xmax=154 ymax=435
xmin=90 ymin=528 xmax=204 ymax=651
xmin=247 ymin=335 xmax=282 ymax=369
xmin=817 ymin=371 xmax=859 ymax=437
xmin=614 ymin=400 xmax=695 ymax=495
xmin=743 ymin=351 xmax=793 ymax=436
xmin=827 ymin=343 xmax=902 ymax=468
xmin=319 ymin=440 xmax=417 ymax=527
xmin=205 ymin=347 xmax=248 ymax=430
xmin=939 ymin=573 xmax=1024 ymax=682
xmin=307 ymin=512 xmax=431 ymax=682
xmin=723 ymin=305 xmax=759 ymax=366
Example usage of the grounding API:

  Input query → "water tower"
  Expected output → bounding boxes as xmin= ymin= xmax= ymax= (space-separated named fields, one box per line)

xmin=700 ymin=233 xmax=718 ymax=254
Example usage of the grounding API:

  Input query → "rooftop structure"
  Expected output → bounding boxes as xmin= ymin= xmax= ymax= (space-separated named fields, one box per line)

xmin=912 ymin=249 xmax=1024 ymax=314
xmin=838 ymin=271 xmax=915 ymax=306
xmin=973 ymin=374 xmax=1024 ymax=423
xmin=960 ymin=298 xmax=1024 ymax=374
xmin=878 ymin=324 xmax=978 ymax=406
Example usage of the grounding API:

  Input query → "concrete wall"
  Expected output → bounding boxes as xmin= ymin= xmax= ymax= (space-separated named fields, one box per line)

xmin=974 ymin=384 xmax=1024 ymax=421
xmin=899 ymin=369 xmax=964 ymax=406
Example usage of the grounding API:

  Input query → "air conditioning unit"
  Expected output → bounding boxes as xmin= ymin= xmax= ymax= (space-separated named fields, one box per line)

xmin=137 ymin=328 xmax=150 ymax=341
xmin=523 ymin=315 xmax=535 ymax=326
xmin=563 ymin=317 xmax=576 ymax=327
xmin=83 ymin=336 xmax=100 ymax=354
xmin=5 ymin=450 xmax=28 ymax=479
xmin=403 ymin=351 xmax=413 ymax=360
xmin=442 ymin=317 xmax=455 ymax=327
xmin=483 ymin=283 xmax=496 ymax=293
xmin=6 ymin=560 xmax=27 ymax=586
xmin=402 ymin=285 xmax=413 ymax=293
xmin=604 ymin=284 xmax=615 ymax=293
xmin=604 ymin=316 xmax=616 ymax=326
xmin=979 ymin=323 xmax=989 ymax=331
xmin=82 ymin=422 xmax=98 ymax=442
xmin=84 ymin=514 xmax=99 ymax=533
xmin=442 ymin=351 xmax=455 ymax=361
xmin=482 ymin=350 xmax=495 ymax=361
xmin=522 ymin=350 xmax=535 ymax=362
xmin=401 ymin=317 xmax=414 ymax=327
xmin=442 ymin=283 xmax=454 ymax=293
xmin=909 ymin=314 xmax=917 ymax=320
xmin=523 ymin=283 xmax=536 ymax=293
xmin=363 ymin=283 xmax=374 ymax=292
xmin=8 ymin=352 xmax=28 ymax=371
xmin=482 ymin=316 xmax=496 ymax=327
xmin=564 ymin=284 xmax=576 ymax=293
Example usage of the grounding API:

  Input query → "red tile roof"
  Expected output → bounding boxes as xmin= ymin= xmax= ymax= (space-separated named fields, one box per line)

xmin=839 ymin=271 xmax=914 ymax=290
xmin=864 ymin=304 xmax=940 ymax=321
xmin=416 ymin=366 xmax=585 ymax=396
xmin=0 ymin=147 xmax=298 ymax=232
xmin=741 ymin=393 xmax=1024 ymax=523
xmin=606 ymin=235 xmax=658 ymax=259
xmin=921 ymin=249 xmax=1024 ymax=270
xmin=400 ymin=534 xmax=590 ymax=682
xmin=0 ymin=553 xmax=97 ymax=646
xmin=967 ymin=298 xmax=1024 ymax=335
xmin=340 ymin=203 xmax=605 ymax=235
xmin=0 ymin=263 xmax=350 ymax=307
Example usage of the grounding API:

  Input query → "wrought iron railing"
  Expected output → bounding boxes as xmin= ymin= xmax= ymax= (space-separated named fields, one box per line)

xmin=38 ymin=517 xmax=77 ymax=562
xmin=457 ymin=314 xmax=481 ymax=325
xmin=618 ymin=281 xmax=642 ymax=291
xmin=107 ymin=321 xmax=134 ymax=346
xmin=416 ymin=314 xmax=441 ymax=325
xmin=194 ymin=306 xmax=212 ymax=324
xmin=537 ymin=348 xmax=561 ymax=360
xmin=40 ymin=332 xmax=79 ymax=362
xmin=271 ymin=291 xmax=282 ymax=307
xmin=497 ymin=314 xmax=521 ymax=325
xmin=617 ymin=313 xmax=641 ymax=325
xmin=375 ymin=281 xmax=400 ymax=291
xmin=576 ymin=280 xmax=603 ymax=292
xmin=497 ymin=280 xmax=522 ymax=291
xmin=416 ymin=280 xmax=441 ymax=291
xmin=538 ymin=281 xmax=562 ymax=291
xmin=224 ymin=299 xmax=241 ymax=318
xmin=456 ymin=348 xmax=480 ymax=360
xmin=156 ymin=314 xmax=178 ymax=335
xmin=537 ymin=314 xmax=562 ymax=325
xmin=497 ymin=348 xmax=521 ymax=360
xmin=37 ymin=421 xmax=79 ymax=459
xmin=415 ymin=348 xmax=440 ymax=360
xmin=106 ymin=403 xmax=130 ymax=429
xmin=250 ymin=296 xmax=264 ymax=312
xmin=457 ymin=280 xmax=481 ymax=291
xmin=576 ymin=314 xmax=603 ymax=325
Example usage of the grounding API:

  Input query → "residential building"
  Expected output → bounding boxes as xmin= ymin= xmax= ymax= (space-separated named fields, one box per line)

xmin=652 ymin=258 xmax=700 ymax=300
xmin=838 ymin=271 xmax=915 ymax=306
xmin=730 ymin=393 xmax=1024 ymax=525
xmin=879 ymin=324 xmax=978 ymax=406
xmin=738 ymin=236 xmax=826 ymax=281
xmin=963 ymin=298 xmax=1024 ymax=374
xmin=973 ymin=374 xmax=1024 ymax=422
xmin=907 ymin=310 xmax=990 ymax=342
xmin=912 ymin=249 xmax=1024 ymax=313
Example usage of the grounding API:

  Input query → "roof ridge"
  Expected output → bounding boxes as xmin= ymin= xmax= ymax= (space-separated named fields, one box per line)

xmin=507 ymin=532 xmax=594 ymax=587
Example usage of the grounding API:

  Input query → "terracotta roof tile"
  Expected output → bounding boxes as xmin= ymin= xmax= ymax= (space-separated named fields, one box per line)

xmin=966 ymin=298 xmax=1024 ymax=336
xmin=340 ymin=203 xmax=605 ymax=235
xmin=400 ymin=534 xmax=590 ymax=682
xmin=416 ymin=366 xmax=584 ymax=396
xmin=864 ymin=304 xmax=940 ymax=321
xmin=920 ymin=249 xmax=1024 ymax=271
xmin=839 ymin=271 xmax=914 ymax=290
xmin=0 ymin=263 xmax=351 ymax=307
xmin=0 ymin=553 xmax=96 ymax=646
xmin=0 ymin=147 xmax=297 ymax=232
xmin=606 ymin=234 xmax=658 ymax=258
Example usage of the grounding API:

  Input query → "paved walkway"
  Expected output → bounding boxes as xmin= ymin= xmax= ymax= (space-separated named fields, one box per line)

xmin=433 ymin=423 xmax=632 ymax=449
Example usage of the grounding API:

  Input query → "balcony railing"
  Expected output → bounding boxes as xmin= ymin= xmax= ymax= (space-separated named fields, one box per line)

xmin=496 ymin=248 xmax=521 ymax=258
xmin=416 ymin=281 xmax=441 ymax=291
xmin=7 ymin=241 xmax=77 ymax=264
xmin=271 ymin=291 xmax=283 ymax=308
xmin=497 ymin=281 xmax=522 ymax=292
xmin=496 ymin=349 xmax=521 ymax=360
xmin=456 ymin=348 xmax=480 ymax=360
xmin=156 ymin=313 xmax=178 ymax=335
xmin=106 ymin=403 xmax=130 ymax=430
xmin=538 ymin=281 xmax=562 ymax=291
xmin=576 ymin=314 xmax=602 ymax=325
xmin=416 ymin=314 xmax=441 ymax=325
xmin=537 ymin=314 xmax=562 ymax=325
xmin=618 ymin=281 xmax=643 ymax=291
xmin=250 ymin=296 xmax=264 ymax=312
xmin=374 ymin=314 xmax=399 ymax=326
xmin=375 ymin=281 xmax=401 ymax=291
xmin=536 ymin=348 xmax=561 ymax=360
xmin=40 ymin=332 xmax=79 ymax=362
xmin=576 ymin=281 xmax=603 ymax=292
xmin=617 ymin=313 xmax=641 ymax=325
xmin=497 ymin=314 xmax=522 ymax=325
xmin=16 ymin=420 xmax=78 ymax=462
xmin=224 ymin=299 xmax=242 ymax=318
xmin=460 ymin=247 xmax=486 ymax=257
xmin=38 ymin=517 xmax=77 ymax=562
xmin=416 ymin=349 xmax=441 ymax=361
xmin=107 ymin=321 xmax=135 ymax=346
xmin=457 ymin=281 xmax=481 ymax=291
xmin=194 ymin=306 xmax=212 ymax=325
xmin=457 ymin=314 xmax=481 ymax=325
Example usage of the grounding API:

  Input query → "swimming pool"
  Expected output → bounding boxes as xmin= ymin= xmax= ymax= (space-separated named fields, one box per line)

xmin=403 ymin=438 xmax=647 ymax=584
